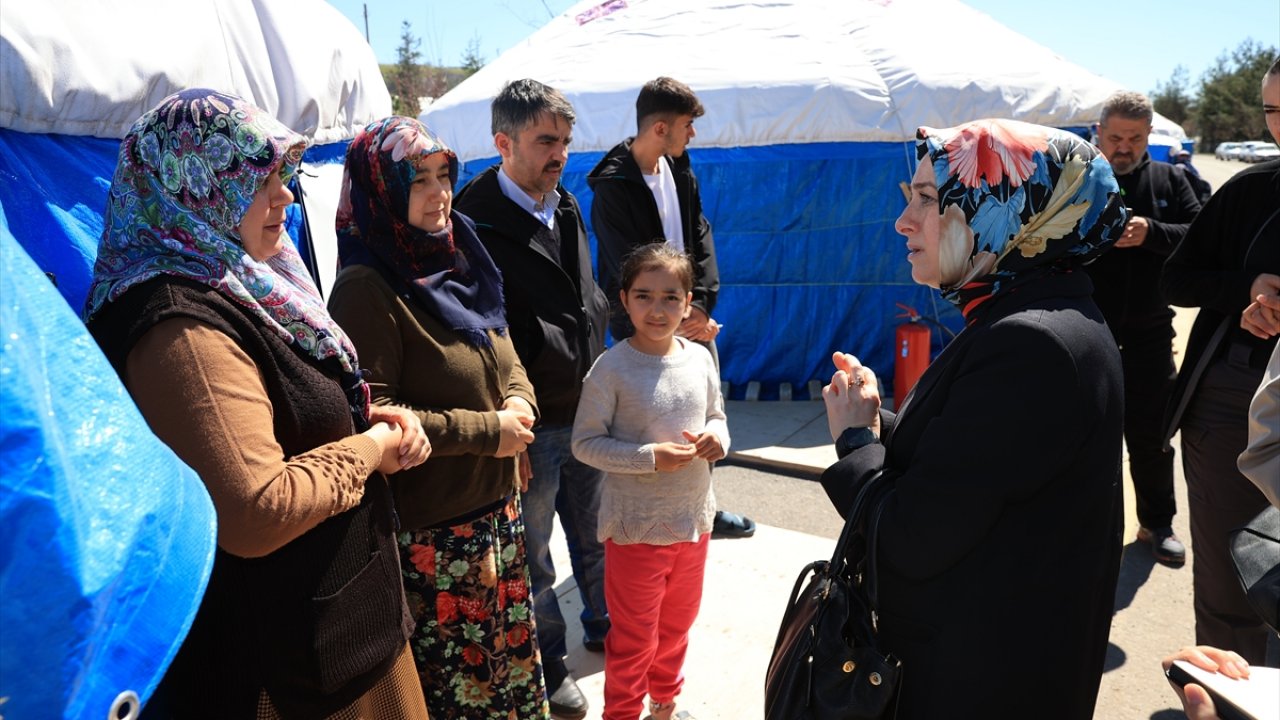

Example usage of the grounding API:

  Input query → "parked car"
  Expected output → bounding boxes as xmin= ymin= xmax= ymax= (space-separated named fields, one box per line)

xmin=1241 ymin=141 xmax=1280 ymax=163
xmin=1215 ymin=141 xmax=1244 ymax=160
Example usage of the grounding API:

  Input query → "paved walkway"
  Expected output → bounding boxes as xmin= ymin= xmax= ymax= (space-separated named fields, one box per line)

xmin=545 ymin=308 xmax=1202 ymax=719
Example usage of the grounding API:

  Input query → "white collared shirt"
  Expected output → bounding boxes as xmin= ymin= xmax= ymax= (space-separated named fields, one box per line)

xmin=497 ymin=166 xmax=559 ymax=230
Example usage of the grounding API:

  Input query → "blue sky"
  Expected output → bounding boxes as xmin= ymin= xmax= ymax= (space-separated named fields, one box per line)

xmin=326 ymin=0 xmax=1277 ymax=96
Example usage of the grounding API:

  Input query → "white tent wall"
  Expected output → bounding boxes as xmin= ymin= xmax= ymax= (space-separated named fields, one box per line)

xmin=0 ymin=0 xmax=391 ymax=311
xmin=422 ymin=0 xmax=1186 ymax=397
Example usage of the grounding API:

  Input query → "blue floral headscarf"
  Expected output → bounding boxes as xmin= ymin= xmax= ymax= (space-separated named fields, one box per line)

xmin=916 ymin=119 xmax=1128 ymax=317
xmin=335 ymin=116 xmax=505 ymax=348
xmin=83 ymin=88 xmax=362 ymax=376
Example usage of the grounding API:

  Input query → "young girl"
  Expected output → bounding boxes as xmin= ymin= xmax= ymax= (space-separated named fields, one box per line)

xmin=571 ymin=243 xmax=729 ymax=720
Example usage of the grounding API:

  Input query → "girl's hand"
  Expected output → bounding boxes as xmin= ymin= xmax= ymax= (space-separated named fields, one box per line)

xmin=496 ymin=409 xmax=535 ymax=457
xmin=822 ymin=351 xmax=882 ymax=441
xmin=368 ymin=405 xmax=431 ymax=469
xmin=654 ymin=441 xmax=697 ymax=471
xmin=364 ymin=421 xmax=407 ymax=475
xmin=681 ymin=429 xmax=725 ymax=462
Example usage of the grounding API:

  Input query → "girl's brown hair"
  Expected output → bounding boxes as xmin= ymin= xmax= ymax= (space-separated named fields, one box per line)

xmin=619 ymin=242 xmax=694 ymax=293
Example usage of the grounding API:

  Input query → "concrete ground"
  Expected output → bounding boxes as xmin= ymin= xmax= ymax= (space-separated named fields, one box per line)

xmin=537 ymin=155 xmax=1251 ymax=720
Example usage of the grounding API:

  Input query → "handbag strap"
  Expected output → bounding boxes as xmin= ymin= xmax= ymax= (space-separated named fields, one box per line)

xmin=865 ymin=485 xmax=894 ymax=615
xmin=827 ymin=469 xmax=892 ymax=568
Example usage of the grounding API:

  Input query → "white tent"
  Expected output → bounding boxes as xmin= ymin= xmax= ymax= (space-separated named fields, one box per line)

xmin=422 ymin=0 xmax=1183 ymax=395
xmin=1 ymin=0 xmax=392 ymax=305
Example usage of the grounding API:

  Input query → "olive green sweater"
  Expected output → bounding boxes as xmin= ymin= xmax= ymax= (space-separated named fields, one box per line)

xmin=329 ymin=264 xmax=537 ymax=529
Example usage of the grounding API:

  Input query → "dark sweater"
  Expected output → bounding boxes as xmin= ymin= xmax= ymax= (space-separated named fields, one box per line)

xmin=1085 ymin=153 xmax=1201 ymax=329
xmin=90 ymin=277 xmax=411 ymax=719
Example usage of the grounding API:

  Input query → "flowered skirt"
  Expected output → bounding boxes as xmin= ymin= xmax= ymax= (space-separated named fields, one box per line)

xmin=398 ymin=495 xmax=550 ymax=720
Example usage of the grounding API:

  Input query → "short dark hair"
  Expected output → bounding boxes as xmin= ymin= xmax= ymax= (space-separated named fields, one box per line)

xmin=1100 ymin=90 xmax=1153 ymax=126
xmin=636 ymin=77 xmax=704 ymax=133
xmin=1268 ymin=55 xmax=1280 ymax=78
xmin=619 ymin=242 xmax=694 ymax=294
xmin=491 ymin=79 xmax=576 ymax=138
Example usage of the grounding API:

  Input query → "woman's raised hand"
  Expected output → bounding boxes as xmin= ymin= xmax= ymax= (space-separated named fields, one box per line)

xmin=822 ymin=351 xmax=882 ymax=441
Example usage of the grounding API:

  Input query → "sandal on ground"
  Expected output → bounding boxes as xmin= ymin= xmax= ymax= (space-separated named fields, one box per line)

xmin=711 ymin=509 xmax=756 ymax=538
xmin=642 ymin=700 xmax=696 ymax=720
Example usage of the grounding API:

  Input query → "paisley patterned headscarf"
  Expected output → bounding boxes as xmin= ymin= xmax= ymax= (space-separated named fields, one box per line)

xmin=83 ymin=88 xmax=362 ymax=376
xmin=915 ymin=118 xmax=1128 ymax=318
xmin=335 ymin=116 xmax=505 ymax=348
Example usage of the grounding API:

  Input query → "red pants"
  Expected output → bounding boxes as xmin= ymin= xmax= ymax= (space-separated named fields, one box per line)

xmin=603 ymin=535 xmax=709 ymax=720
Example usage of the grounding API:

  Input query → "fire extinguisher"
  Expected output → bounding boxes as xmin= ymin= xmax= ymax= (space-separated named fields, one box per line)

xmin=894 ymin=303 xmax=931 ymax=403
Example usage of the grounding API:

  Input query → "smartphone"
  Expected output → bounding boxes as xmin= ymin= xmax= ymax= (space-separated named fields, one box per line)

xmin=1165 ymin=660 xmax=1279 ymax=720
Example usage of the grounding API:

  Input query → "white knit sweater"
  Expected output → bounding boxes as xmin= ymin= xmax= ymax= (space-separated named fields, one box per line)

xmin=571 ymin=338 xmax=730 ymax=545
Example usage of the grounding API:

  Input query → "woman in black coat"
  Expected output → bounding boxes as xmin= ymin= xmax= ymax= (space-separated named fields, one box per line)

xmin=821 ymin=120 xmax=1129 ymax=719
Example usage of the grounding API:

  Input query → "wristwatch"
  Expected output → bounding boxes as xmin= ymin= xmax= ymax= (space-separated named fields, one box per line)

xmin=835 ymin=426 xmax=878 ymax=459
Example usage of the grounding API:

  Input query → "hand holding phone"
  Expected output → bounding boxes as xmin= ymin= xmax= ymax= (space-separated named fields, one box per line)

xmin=1166 ymin=659 xmax=1280 ymax=720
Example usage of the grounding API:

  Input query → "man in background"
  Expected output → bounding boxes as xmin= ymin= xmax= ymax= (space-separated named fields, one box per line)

xmin=1086 ymin=90 xmax=1201 ymax=566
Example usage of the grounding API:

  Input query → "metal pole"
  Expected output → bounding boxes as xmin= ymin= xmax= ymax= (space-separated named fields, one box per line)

xmin=362 ymin=3 xmax=370 ymax=43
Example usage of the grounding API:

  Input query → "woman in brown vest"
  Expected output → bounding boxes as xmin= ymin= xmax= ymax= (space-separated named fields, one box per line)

xmin=84 ymin=89 xmax=431 ymax=719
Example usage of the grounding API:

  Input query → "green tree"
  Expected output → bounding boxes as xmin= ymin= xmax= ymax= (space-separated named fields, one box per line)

xmin=460 ymin=33 xmax=485 ymax=77
xmin=390 ymin=21 xmax=423 ymax=116
xmin=1151 ymin=65 xmax=1194 ymax=127
xmin=1195 ymin=39 xmax=1277 ymax=148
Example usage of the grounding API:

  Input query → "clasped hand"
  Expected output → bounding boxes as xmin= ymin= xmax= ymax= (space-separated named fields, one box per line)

xmin=1240 ymin=273 xmax=1280 ymax=340
xmin=367 ymin=404 xmax=431 ymax=475
xmin=496 ymin=397 xmax=536 ymax=458
xmin=654 ymin=430 xmax=725 ymax=472
xmin=822 ymin=351 xmax=881 ymax=441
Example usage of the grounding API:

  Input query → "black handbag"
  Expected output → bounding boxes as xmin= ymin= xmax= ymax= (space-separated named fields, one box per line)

xmin=1229 ymin=504 xmax=1280 ymax=634
xmin=764 ymin=470 xmax=902 ymax=720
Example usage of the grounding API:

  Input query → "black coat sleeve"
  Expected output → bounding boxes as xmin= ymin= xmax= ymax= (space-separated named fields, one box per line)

xmin=687 ymin=198 xmax=720 ymax=317
xmin=591 ymin=180 xmax=646 ymax=334
xmin=1162 ymin=179 xmax=1264 ymax=314
xmin=867 ymin=318 xmax=1084 ymax=582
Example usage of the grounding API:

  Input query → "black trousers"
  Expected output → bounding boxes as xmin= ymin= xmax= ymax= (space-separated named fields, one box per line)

xmin=1116 ymin=317 xmax=1178 ymax=529
xmin=1181 ymin=345 xmax=1272 ymax=664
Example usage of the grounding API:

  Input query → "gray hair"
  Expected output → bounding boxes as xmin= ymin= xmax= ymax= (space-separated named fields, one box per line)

xmin=1100 ymin=90 xmax=1153 ymax=126
xmin=490 ymin=79 xmax=576 ymax=138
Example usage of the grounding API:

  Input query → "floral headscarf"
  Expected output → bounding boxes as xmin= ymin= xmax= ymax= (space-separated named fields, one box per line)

xmin=916 ymin=118 xmax=1128 ymax=317
xmin=83 ymin=88 xmax=362 ymax=376
xmin=335 ymin=117 xmax=505 ymax=348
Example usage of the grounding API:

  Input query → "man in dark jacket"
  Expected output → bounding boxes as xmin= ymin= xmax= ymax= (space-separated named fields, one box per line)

xmin=454 ymin=79 xmax=609 ymax=720
xmin=1085 ymin=90 xmax=1201 ymax=566
xmin=587 ymin=76 xmax=755 ymax=539
xmin=1160 ymin=59 xmax=1280 ymax=665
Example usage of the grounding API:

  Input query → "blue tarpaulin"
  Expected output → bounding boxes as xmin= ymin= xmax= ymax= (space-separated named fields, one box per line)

xmin=0 ymin=232 xmax=217 ymax=719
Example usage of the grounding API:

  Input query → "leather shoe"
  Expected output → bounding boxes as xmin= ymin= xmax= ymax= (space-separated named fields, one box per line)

xmin=547 ymin=672 xmax=588 ymax=720
xmin=1138 ymin=526 xmax=1186 ymax=566
xmin=583 ymin=637 xmax=605 ymax=653
xmin=712 ymin=510 xmax=756 ymax=539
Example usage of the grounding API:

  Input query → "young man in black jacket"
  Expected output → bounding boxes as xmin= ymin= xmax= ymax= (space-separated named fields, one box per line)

xmin=1085 ymin=90 xmax=1202 ymax=566
xmin=587 ymin=76 xmax=756 ymax=540
xmin=454 ymin=79 xmax=609 ymax=720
